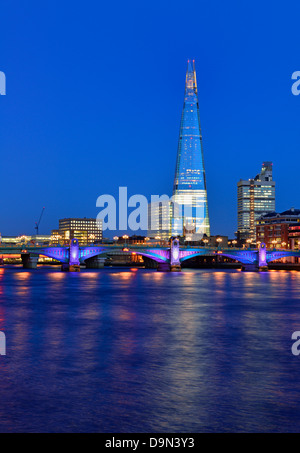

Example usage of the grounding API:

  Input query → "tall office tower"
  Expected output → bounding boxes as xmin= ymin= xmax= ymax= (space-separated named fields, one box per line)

xmin=147 ymin=199 xmax=173 ymax=241
xmin=172 ymin=60 xmax=210 ymax=240
xmin=237 ymin=162 xmax=275 ymax=243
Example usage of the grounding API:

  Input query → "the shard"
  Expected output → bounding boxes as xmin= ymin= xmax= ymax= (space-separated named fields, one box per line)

xmin=172 ymin=60 xmax=210 ymax=239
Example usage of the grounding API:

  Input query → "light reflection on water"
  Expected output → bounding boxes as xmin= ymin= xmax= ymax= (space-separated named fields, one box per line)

xmin=0 ymin=267 xmax=299 ymax=432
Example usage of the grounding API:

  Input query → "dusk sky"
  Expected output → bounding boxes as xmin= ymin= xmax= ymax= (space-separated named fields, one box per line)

xmin=1 ymin=1 xmax=300 ymax=237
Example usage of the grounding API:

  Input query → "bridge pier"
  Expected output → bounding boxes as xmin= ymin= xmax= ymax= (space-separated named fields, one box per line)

xmin=241 ymin=263 xmax=259 ymax=272
xmin=170 ymin=264 xmax=181 ymax=272
xmin=21 ymin=254 xmax=39 ymax=269
xmin=61 ymin=238 xmax=81 ymax=272
xmin=170 ymin=238 xmax=181 ymax=272
xmin=157 ymin=262 xmax=171 ymax=272
xmin=61 ymin=263 xmax=80 ymax=272
xmin=156 ymin=238 xmax=182 ymax=272
xmin=258 ymin=242 xmax=268 ymax=271
xmin=85 ymin=256 xmax=106 ymax=269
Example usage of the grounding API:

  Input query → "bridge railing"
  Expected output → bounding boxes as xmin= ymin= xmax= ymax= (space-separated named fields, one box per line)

xmin=0 ymin=243 xmax=252 ymax=250
xmin=0 ymin=244 xmax=49 ymax=248
xmin=0 ymin=242 xmax=291 ymax=252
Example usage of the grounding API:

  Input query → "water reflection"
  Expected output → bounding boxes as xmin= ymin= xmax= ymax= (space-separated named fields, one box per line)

xmin=47 ymin=272 xmax=66 ymax=280
xmin=0 ymin=268 xmax=299 ymax=432
xmin=13 ymin=272 xmax=31 ymax=280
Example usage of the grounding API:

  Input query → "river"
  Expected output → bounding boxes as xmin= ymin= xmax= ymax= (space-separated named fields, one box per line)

xmin=0 ymin=266 xmax=299 ymax=432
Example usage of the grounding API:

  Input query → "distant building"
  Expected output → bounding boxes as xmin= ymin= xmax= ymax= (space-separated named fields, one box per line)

xmin=147 ymin=200 xmax=172 ymax=241
xmin=51 ymin=230 xmax=60 ymax=242
xmin=207 ymin=235 xmax=228 ymax=248
xmin=114 ymin=235 xmax=146 ymax=245
xmin=181 ymin=234 xmax=228 ymax=247
xmin=1 ymin=235 xmax=51 ymax=245
xmin=52 ymin=218 xmax=102 ymax=245
xmin=256 ymin=208 xmax=300 ymax=250
xmin=237 ymin=162 xmax=275 ymax=243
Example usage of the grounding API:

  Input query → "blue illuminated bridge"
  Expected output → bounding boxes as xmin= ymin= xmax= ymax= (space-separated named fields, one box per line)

xmin=1 ymin=239 xmax=300 ymax=272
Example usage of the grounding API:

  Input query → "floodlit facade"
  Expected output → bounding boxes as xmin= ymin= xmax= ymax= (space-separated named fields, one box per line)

xmin=54 ymin=218 xmax=103 ymax=245
xmin=172 ymin=60 xmax=210 ymax=240
xmin=256 ymin=208 xmax=300 ymax=250
xmin=237 ymin=162 xmax=275 ymax=242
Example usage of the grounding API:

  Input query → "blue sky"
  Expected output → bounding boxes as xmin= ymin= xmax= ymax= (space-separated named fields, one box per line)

xmin=1 ymin=0 xmax=300 ymax=237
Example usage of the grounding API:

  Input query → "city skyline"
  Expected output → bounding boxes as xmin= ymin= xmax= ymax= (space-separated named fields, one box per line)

xmin=1 ymin=2 xmax=300 ymax=436
xmin=1 ymin=1 xmax=300 ymax=238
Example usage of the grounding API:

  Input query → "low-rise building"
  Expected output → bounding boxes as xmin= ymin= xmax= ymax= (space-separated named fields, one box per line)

xmin=256 ymin=208 xmax=300 ymax=250
xmin=51 ymin=218 xmax=103 ymax=245
xmin=1 ymin=235 xmax=51 ymax=246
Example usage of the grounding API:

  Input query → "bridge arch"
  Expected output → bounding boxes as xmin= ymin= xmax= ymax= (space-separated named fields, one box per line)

xmin=79 ymin=247 xmax=170 ymax=265
xmin=133 ymin=251 xmax=169 ymax=263
xmin=267 ymin=250 xmax=300 ymax=263
xmin=38 ymin=248 xmax=69 ymax=263
xmin=79 ymin=247 xmax=107 ymax=263
xmin=179 ymin=249 xmax=257 ymax=265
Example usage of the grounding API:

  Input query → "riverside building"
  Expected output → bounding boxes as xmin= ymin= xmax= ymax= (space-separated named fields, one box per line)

xmin=51 ymin=218 xmax=102 ymax=245
xmin=237 ymin=162 xmax=275 ymax=243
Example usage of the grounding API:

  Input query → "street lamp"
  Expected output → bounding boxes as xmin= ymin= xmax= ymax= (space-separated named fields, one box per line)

xmin=216 ymin=237 xmax=222 ymax=248
xmin=113 ymin=236 xmax=119 ymax=245
xmin=281 ymin=242 xmax=287 ymax=249
xmin=123 ymin=234 xmax=129 ymax=246
xmin=232 ymin=240 xmax=237 ymax=248
xmin=271 ymin=240 xmax=277 ymax=249
xmin=246 ymin=238 xmax=252 ymax=248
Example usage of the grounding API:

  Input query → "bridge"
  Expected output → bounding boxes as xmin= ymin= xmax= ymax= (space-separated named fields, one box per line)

xmin=0 ymin=239 xmax=300 ymax=272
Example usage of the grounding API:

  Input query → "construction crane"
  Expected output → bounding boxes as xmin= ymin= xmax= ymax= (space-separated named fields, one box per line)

xmin=35 ymin=207 xmax=45 ymax=236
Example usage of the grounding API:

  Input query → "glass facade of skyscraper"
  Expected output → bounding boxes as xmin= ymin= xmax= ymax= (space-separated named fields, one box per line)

xmin=237 ymin=162 xmax=276 ymax=242
xmin=172 ymin=60 xmax=210 ymax=239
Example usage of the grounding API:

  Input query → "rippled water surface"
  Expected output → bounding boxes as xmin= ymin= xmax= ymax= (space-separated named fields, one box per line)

xmin=0 ymin=266 xmax=300 ymax=432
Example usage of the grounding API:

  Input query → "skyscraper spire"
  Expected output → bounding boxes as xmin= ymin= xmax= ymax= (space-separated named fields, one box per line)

xmin=192 ymin=60 xmax=197 ymax=95
xmin=185 ymin=60 xmax=197 ymax=94
xmin=172 ymin=59 xmax=210 ymax=239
